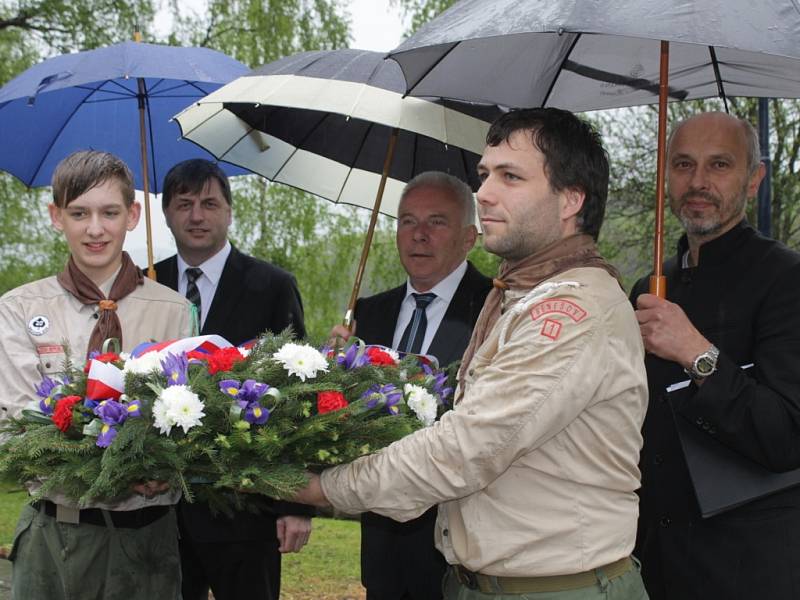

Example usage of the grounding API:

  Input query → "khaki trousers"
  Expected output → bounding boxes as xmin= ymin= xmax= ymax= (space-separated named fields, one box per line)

xmin=10 ymin=503 xmax=181 ymax=600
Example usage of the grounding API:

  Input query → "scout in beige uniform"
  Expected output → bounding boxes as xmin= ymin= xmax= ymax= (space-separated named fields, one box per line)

xmin=0 ymin=150 xmax=192 ymax=600
xmin=295 ymin=109 xmax=650 ymax=600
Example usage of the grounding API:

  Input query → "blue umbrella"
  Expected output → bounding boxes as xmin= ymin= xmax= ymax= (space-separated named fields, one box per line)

xmin=0 ymin=40 xmax=250 ymax=275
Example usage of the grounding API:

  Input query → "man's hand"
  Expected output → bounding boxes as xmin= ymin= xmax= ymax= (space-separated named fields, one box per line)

xmin=329 ymin=322 xmax=355 ymax=346
xmin=276 ymin=515 xmax=313 ymax=553
xmin=131 ymin=480 xmax=170 ymax=498
xmin=292 ymin=472 xmax=331 ymax=508
xmin=635 ymin=293 xmax=711 ymax=368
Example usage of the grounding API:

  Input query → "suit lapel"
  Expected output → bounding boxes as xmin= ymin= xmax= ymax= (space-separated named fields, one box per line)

xmin=376 ymin=286 xmax=406 ymax=348
xmin=427 ymin=264 xmax=486 ymax=365
xmin=202 ymin=247 xmax=247 ymax=336
xmin=157 ymin=256 xmax=179 ymax=291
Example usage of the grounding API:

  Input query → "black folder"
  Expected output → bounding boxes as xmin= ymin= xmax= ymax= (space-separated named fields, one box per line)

xmin=671 ymin=386 xmax=800 ymax=518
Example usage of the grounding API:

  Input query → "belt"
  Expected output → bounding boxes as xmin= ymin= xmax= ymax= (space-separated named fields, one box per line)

xmin=34 ymin=500 xmax=170 ymax=529
xmin=453 ymin=556 xmax=633 ymax=594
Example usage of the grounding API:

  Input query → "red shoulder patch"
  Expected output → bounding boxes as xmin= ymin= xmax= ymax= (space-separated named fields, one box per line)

xmin=530 ymin=297 xmax=588 ymax=323
xmin=540 ymin=318 xmax=562 ymax=340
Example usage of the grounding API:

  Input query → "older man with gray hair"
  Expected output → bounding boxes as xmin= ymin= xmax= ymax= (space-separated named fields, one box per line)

xmin=333 ymin=170 xmax=493 ymax=600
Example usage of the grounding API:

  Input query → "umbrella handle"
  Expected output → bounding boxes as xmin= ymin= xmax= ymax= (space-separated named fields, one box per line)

xmin=343 ymin=127 xmax=400 ymax=328
xmin=136 ymin=77 xmax=156 ymax=280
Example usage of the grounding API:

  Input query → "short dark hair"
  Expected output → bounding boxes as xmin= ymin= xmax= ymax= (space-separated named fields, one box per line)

xmin=486 ymin=108 xmax=609 ymax=240
xmin=51 ymin=150 xmax=135 ymax=208
xmin=162 ymin=159 xmax=231 ymax=209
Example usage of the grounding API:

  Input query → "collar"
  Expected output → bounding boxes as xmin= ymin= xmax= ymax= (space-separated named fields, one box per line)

xmin=177 ymin=241 xmax=231 ymax=288
xmin=404 ymin=261 xmax=467 ymax=303
xmin=677 ymin=219 xmax=754 ymax=268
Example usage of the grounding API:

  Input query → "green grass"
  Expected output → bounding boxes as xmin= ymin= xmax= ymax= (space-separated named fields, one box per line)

xmin=0 ymin=483 xmax=363 ymax=599
xmin=0 ymin=483 xmax=27 ymax=549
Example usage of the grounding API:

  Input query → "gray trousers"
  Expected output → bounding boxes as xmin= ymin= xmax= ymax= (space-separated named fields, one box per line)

xmin=442 ymin=560 xmax=649 ymax=600
xmin=9 ymin=503 xmax=181 ymax=600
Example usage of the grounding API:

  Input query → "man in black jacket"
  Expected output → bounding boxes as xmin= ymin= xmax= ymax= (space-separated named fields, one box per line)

xmin=155 ymin=159 xmax=312 ymax=600
xmin=333 ymin=171 xmax=492 ymax=600
xmin=632 ymin=112 xmax=800 ymax=599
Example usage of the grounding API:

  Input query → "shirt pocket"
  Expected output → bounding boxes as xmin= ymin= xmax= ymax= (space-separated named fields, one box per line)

xmin=35 ymin=343 xmax=68 ymax=375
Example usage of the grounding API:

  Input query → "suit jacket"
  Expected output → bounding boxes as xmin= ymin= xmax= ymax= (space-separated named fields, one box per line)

xmin=355 ymin=261 xmax=492 ymax=600
xmin=155 ymin=245 xmax=313 ymax=543
xmin=631 ymin=221 xmax=800 ymax=600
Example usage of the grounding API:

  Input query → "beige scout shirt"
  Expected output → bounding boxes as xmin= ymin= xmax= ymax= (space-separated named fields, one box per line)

xmin=0 ymin=274 xmax=193 ymax=510
xmin=322 ymin=267 xmax=648 ymax=577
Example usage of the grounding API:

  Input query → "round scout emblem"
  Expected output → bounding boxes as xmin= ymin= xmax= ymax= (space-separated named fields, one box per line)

xmin=28 ymin=315 xmax=50 ymax=336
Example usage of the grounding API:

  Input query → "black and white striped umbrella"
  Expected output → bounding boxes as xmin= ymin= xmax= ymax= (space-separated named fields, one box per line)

xmin=174 ymin=48 xmax=501 ymax=218
xmin=174 ymin=49 xmax=502 ymax=323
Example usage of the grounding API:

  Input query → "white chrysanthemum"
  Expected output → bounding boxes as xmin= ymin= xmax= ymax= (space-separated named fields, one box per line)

xmin=159 ymin=385 xmax=205 ymax=434
xmin=273 ymin=343 xmax=328 ymax=381
xmin=152 ymin=397 xmax=175 ymax=435
xmin=238 ymin=347 xmax=252 ymax=358
xmin=384 ymin=348 xmax=400 ymax=363
xmin=404 ymin=384 xmax=438 ymax=427
xmin=123 ymin=351 xmax=164 ymax=375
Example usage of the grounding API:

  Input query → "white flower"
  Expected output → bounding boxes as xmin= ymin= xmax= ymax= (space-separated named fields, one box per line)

xmin=123 ymin=351 xmax=164 ymax=375
xmin=404 ymin=384 xmax=438 ymax=427
xmin=273 ymin=343 xmax=328 ymax=382
xmin=152 ymin=397 xmax=174 ymax=435
xmin=238 ymin=347 xmax=252 ymax=358
xmin=154 ymin=385 xmax=205 ymax=435
xmin=384 ymin=347 xmax=400 ymax=363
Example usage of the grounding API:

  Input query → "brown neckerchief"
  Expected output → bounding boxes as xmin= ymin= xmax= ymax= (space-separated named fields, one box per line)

xmin=456 ymin=234 xmax=621 ymax=403
xmin=56 ymin=251 xmax=144 ymax=357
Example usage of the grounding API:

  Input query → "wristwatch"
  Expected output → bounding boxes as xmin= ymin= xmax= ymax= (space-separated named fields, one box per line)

xmin=685 ymin=345 xmax=720 ymax=379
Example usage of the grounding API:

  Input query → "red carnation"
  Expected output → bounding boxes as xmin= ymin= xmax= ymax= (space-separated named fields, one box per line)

xmin=366 ymin=347 xmax=396 ymax=366
xmin=83 ymin=352 xmax=121 ymax=373
xmin=317 ymin=391 xmax=349 ymax=414
xmin=52 ymin=395 xmax=82 ymax=432
xmin=206 ymin=347 xmax=245 ymax=375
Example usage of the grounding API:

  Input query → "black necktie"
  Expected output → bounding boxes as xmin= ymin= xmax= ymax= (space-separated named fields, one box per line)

xmin=399 ymin=292 xmax=436 ymax=354
xmin=185 ymin=267 xmax=203 ymax=321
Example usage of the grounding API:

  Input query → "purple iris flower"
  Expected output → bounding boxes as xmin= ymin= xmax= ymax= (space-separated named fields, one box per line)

xmin=94 ymin=399 xmax=128 ymax=426
xmin=34 ymin=375 xmax=59 ymax=399
xmin=96 ymin=423 xmax=118 ymax=448
xmin=161 ymin=353 xmax=188 ymax=386
xmin=219 ymin=379 xmax=269 ymax=409
xmin=124 ymin=399 xmax=142 ymax=418
xmin=423 ymin=364 xmax=453 ymax=404
xmin=244 ymin=402 xmax=270 ymax=425
xmin=83 ymin=399 xmax=99 ymax=410
xmin=337 ymin=344 xmax=369 ymax=370
xmin=362 ymin=384 xmax=403 ymax=415
xmin=34 ymin=375 xmax=68 ymax=415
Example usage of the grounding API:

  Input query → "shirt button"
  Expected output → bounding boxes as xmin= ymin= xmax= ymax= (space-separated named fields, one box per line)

xmin=654 ymin=454 xmax=664 ymax=466
xmin=468 ymin=369 xmax=474 ymax=377
xmin=659 ymin=517 xmax=671 ymax=527
xmin=696 ymin=417 xmax=704 ymax=426
xmin=709 ymin=427 xmax=717 ymax=435
xmin=45 ymin=362 xmax=51 ymax=369
xmin=93 ymin=313 xmax=99 ymax=320
xmin=442 ymin=529 xmax=449 ymax=537
xmin=702 ymin=422 xmax=711 ymax=431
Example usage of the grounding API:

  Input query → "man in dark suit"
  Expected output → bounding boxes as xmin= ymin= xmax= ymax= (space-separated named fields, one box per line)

xmin=333 ymin=171 xmax=493 ymax=600
xmin=155 ymin=159 xmax=313 ymax=600
xmin=632 ymin=112 xmax=800 ymax=599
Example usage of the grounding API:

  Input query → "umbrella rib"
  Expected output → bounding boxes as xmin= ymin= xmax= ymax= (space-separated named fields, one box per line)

xmin=708 ymin=46 xmax=730 ymax=113
xmin=541 ymin=33 xmax=582 ymax=107
xmin=399 ymin=42 xmax=461 ymax=98
xmin=333 ymin=118 xmax=377 ymax=204
xmin=28 ymin=85 xmax=101 ymax=186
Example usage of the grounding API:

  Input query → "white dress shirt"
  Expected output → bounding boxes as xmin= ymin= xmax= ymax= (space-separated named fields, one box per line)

xmin=391 ymin=261 xmax=468 ymax=356
xmin=177 ymin=241 xmax=231 ymax=329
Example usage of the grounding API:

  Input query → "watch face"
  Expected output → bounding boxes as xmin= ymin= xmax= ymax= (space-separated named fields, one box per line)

xmin=696 ymin=356 xmax=715 ymax=375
